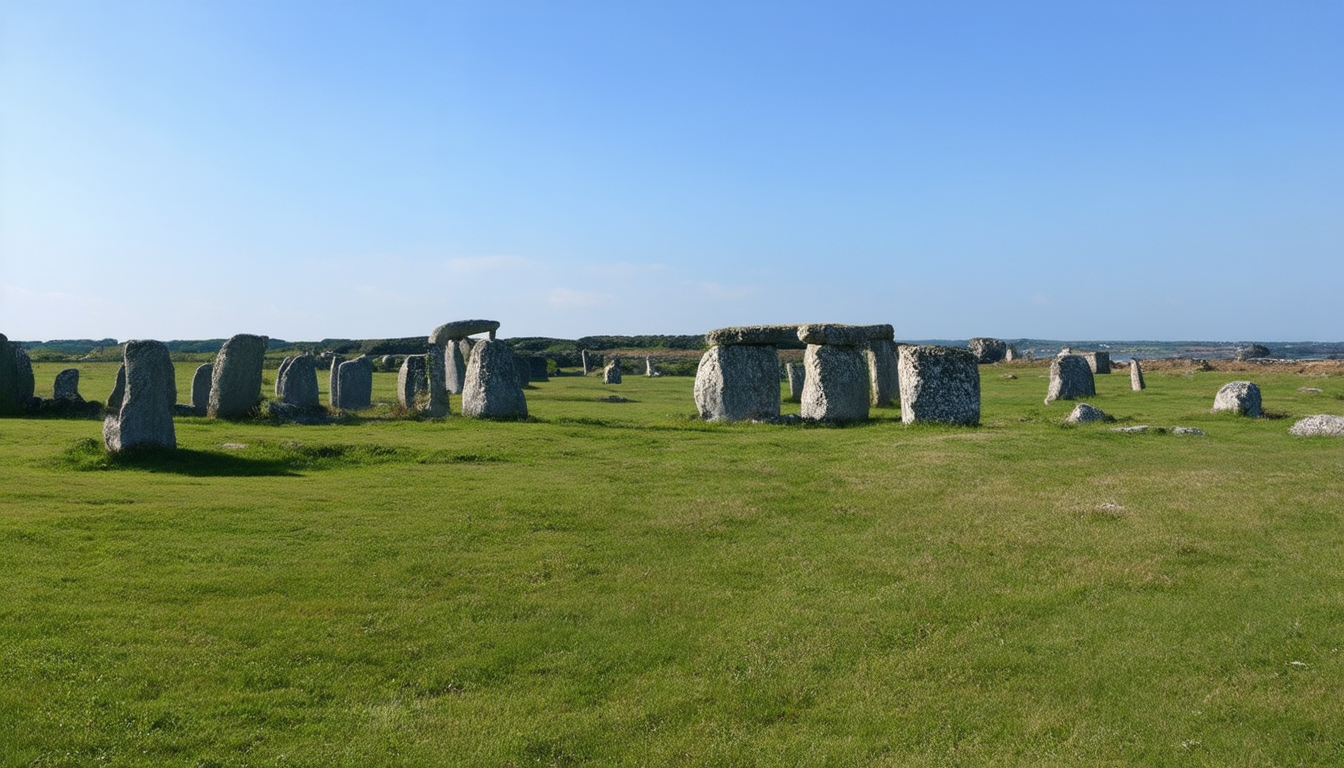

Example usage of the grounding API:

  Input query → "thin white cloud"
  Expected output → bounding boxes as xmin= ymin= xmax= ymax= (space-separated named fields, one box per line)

xmin=442 ymin=254 xmax=544 ymax=274
xmin=546 ymin=287 xmax=611 ymax=309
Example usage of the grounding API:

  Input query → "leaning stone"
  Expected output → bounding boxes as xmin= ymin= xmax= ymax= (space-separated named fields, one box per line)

xmin=0 ymin=334 xmax=19 ymax=414
xmin=275 ymin=355 xmax=297 ymax=397
xmin=797 ymin=323 xmax=895 ymax=346
xmin=208 ymin=334 xmax=268 ymax=418
xmin=334 ymin=356 xmax=374 ymax=410
xmin=968 ymin=337 xmax=1007 ymax=364
xmin=191 ymin=364 xmax=212 ymax=413
xmin=786 ymin=362 xmax=805 ymax=403
xmin=1288 ymin=414 xmax=1344 ymax=437
xmin=867 ymin=339 xmax=899 ymax=407
xmin=277 ymin=354 xmax=320 ymax=407
xmin=694 ymin=345 xmax=780 ymax=422
xmin=1045 ymin=355 xmax=1096 ymax=404
xmin=898 ymin=345 xmax=980 ymax=425
xmin=1130 ymin=358 xmax=1146 ymax=391
xmin=103 ymin=340 xmax=176 ymax=451
xmin=461 ymin=339 xmax=527 ymax=419
xmin=328 ymin=355 xmax=345 ymax=408
xmin=1082 ymin=351 xmax=1111 ymax=374
xmin=397 ymin=354 xmax=430 ymax=411
xmin=429 ymin=319 xmax=500 ymax=345
xmin=801 ymin=344 xmax=870 ymax=422
xmin=1212 ymin=381 xmax=1262 ymax=417
xmin=54 ymin=368 xmax=82 ymax=401
xmin=705 ymin=325 xmax=801 ymax=347
xmin=1065 ymin=403 xmax=1112 ymax=424
xmin=604 ymin=359 xmax=623 ymax=384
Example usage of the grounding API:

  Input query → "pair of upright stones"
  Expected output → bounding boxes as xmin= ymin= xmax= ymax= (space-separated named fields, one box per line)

xmin=422 ymin=319 xmax=527 ymax=418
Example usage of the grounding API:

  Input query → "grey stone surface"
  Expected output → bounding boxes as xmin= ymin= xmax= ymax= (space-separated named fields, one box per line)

xmin=801 ymin=343 xmax=870 ymax=422
xmin=581 ymin=350 xmax=591 ymax=375
xmin=444 ymin=340 xmax=468 ymax=395
xmin=968 ymin=337 xmax=1008 ymax=364
xmin=426 ymin=349 xmax=449 ymax=417
xmin=797 ymin=323 xmax=895 ymax=346
xmin=429 ymin=319 xmax=500 ymax=345
xmin=867 ymin=339 xmax=899 ymax=407
xmin=380 ymin=355 xmax=396 ymax=371
xmin=1065 ymin=402 xmax=1112 ymax=424
xmin=14 ymin=347 xmax=34 ymax=405
xmin=694 ymin=345 xmax=781 ymax=422
xmin=0 ymin=334 xmax=18 ymax=414
xmin=705 ymin=325 xmax=801 ymax=347
xmin=1289 ymin=414 xmax=1344 ymax=437
xmin=275 ymin=355 xmax=297 ymax=397
xmin=191 ymin=364 xmax=212 ymax=413
xmin=645 ymin=356 xmax=656 ymax=377
xmin=786 ymin=362 xmax=805 ymax=402
xmin=529 ymin=356 xmax=549 ymax=382
xmin=1172 ymin=427 xmax=1206 ymax=436
xmin=1212 ymin=381 xmax=1262 ymax=417
xmin=1236 ymin=344 xmax=1272 ymax=361
xmin=1082 ymin=351 xmax=1112 ymax=374
xmin=53 ymin=368 xmax=82 ymax=401
xmin=208 ymin=334 xmax=268 ymax=418
xmin=1004 ymin=347 xmax=1016 ymax=362
xmin=103 ymin=340 xmax=176 ymax=451
xmin=328 ymin=355 xmax=345 ymax=408
xmin=1045 ymin=355 xmax=1096 ymax=404
xmin=603 ymin=358 xmax=623 ymax=384
xmin=397 ymin=354 xmax=430 ymax=411
xmin=334 ymin=356 xmax=374 ymax=410
xmin=897 ymin=345 xmax=980 ymax=425
xmin=514 ymin=357 xmax=533 ymax=388
xmin=277 ymin=354 xmax=320 ymax=407
xmin=462 ymin=339 xmax=527 ymax=419
xmin=1130 ymin=358 xmax=1146 ymax=391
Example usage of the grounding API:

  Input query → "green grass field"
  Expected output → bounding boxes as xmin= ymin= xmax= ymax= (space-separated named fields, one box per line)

xmin=3 ymin=362 xmax=1343 ymax=766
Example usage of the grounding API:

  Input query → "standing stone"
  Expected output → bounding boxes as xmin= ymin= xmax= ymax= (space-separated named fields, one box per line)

xmin=0 ymin=334 xmax=19 ymax=414
xmin=786 ymin=362 xmax=805 ymax=403
xmin=277 ymin=354 xmax=320 ymax=407
xmin=1130 ymin=358 xmax=1146 ymax=391
xmin=461 ymin=339 xmax=528 ymax=419
xmin=191 ymin=364 xmax=212 ymax=413
xmin=274 ymin=355 xmax=297 ymax=397
xmin=867 ymin=339 xmax=899 ymax=407
xmin=328 ymin=354 xmax=345 ymax=408
xmin=514 ymin=357 xmax=533 ymax=388
xmin=897 ymin=345 xmax=980 ymax=425
xmin=1236 ymin=344 xmax=1272 ymax=361
xmin=425 ymin=349 xmax=449 ymax=417
xmin=103 ymin=340 xmax=176 ymax=451
xmin=208 ymin=333 xmax=268 ymax=418
xmin=397 ymin=354 xmax=431 ymax=411
xmin=581 ymin=349 xmax=591 ymax=375
xmin=1004 ymin=347 xmax=1016 ymax=362
xmin=603 ymin=358 xmax=623 ymax=384
xmin=53 ymin=368 xmax=82 ymax=401
xmin=1212 ymin=381 xmax=1262 ymax=417
xmin=967 ymin=337 xmax=1008 ymax=364
xmin=14 ymin=347 xmax=35 ymax=407
xmin=801 ymin=343 xmax=870 ymax=423
xmin=334 ymin=356 xmax=374 ymax=410
xmin=1045 ymin=354 xmax=1096 ymax=404
xmin=444 ymin=342 xmax=467 ymax=395
xmin=694 ymin=345 xmax=781 ymax=422
xmin=1082 ymin=351 xmax=1112 ymax=374
xmin=645 ymin=356 xmax=656 ymax=377
xmin=380 ymin=355 xmax=396 ymax=371
xmin=529 ymin=356 xmax=549 ymax=382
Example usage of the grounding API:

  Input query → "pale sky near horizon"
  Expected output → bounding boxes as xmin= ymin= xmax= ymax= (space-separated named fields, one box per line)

xmin=2 ymin=1 xmax=1341 ymax=343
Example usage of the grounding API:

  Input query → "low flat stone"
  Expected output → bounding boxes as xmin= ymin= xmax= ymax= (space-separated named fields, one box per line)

xmin=1172 ymin=427 xmax=1206 ymax=436
xmin=1288 ymin=414 xmax=1344 ymax=437
xmin=429 ymin=319 xmax=500 ymax=345
xmin=705 ymin=325 xmax=800 ymax=347
xmin=1065 ymin=403 xmax=1112 ymax=424
xmin=1111 ymin=425 xmax=1158 ymax=434
xmin=797 ymin=323 xmax=895 ymax=346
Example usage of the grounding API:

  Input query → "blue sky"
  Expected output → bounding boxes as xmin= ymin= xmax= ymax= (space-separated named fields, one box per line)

xmin=2 ymin=1 xmax=1341 ymax=342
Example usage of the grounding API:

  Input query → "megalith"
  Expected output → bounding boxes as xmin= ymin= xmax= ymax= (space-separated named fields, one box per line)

xmin=1045 ymin=354 xmax=1096 ymax=404
xmin=1212 ymin=381 xmax=1262 ymax=417
xmin=529 ymin=356 xmax=549 ymax=382
xmin=867 ymin=339 xmax=899 ymax=407
xmin=425 ymin=350 xmax=449 ymax=417
xmin=1083 ymin=351 xmax=1111 ymax=374
xmin=968 ymin=337 xmax=1008 ymax=364
xmin=54 ymin=368 xmax=82 ymax=401
xmin=461 ymin=338 xmax=528 ymax=419
xmin=430 ymin=320 xmax=498 ymax=396
xmin=334 ymin=356 xmax=374 ymax=410
xmin=645 ymin=356 xmax=656 ymax=377
xmin=0 ymin=334 xmax=19 ymax=414
xmin=274 ymin=355 xmax=297 ymax=397
xmin=581 ymin=349 xmax=592 ymax=375
xmin=14 ymin=347 xmax=35 ymax=407
xmin=897 ymin=345 xmax=980 ymax=425
xmin=103 ymin=340 xmax=176 ymax=452
xmin=1130 ymin=358 xmax=1146 ymax=391
xmin=328 ymin=354 xmax=345 ymax=408
xmin=798 ymin=324 xmax=893 ymax=423
xmin=786 ymin=362 xmax=805 ymax=403
xmin=397 ymin=354 xmax=433 ymax=412
xmin=191 ymin=364 xmax=212 ymax=413
xmin=277 ymin=354 xmax=320 ymax=407
xmin=694 ymin=344 xmax=782 ymax=421
xmin=208 ymin=333 xmax=268 ymax=418
xmin=604 ymin=358 xmax=622 ymax=384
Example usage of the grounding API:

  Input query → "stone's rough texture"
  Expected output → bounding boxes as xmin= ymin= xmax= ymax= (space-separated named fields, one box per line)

xmin=968 ymin=337 xmax=1008 ymax=364
xmin=1130 ymin=358 xmax=1146 ymax=391
xmin=443 ymin=341 xmax=468 ymax=395
xmin=603 ymin=358 xmax=623 ymax=384
xmin=797 ymin=323 xmax=895 ymax=346
xmin=529 ymin=356 xmax=549 ymax=382
xmin=462 ymin=339 xmax=528 ymax=419
xmin=1065 ymin=403 xmax=1112 ymax=424
xmin=425 ymin=350 xmax=449 ymax=417
xmin=429 ymin=319 xmax=500 ymax=345
xmin=1172 ymin=427 xmax=1206 ymax=436
xmin=334 ymin=356 xmax=374 ymax=410
xmin=14 ymin=347 xmax=34 ymax=405
xmin=705 ymin=325 xmax=801 ymax=347
xmin=208 ymin=334 xmax=268 ymax=418
xmin=53 ymin=368 xmax=82 ymax=401
xmin=1082 ymin=351 xmax=1112 ymax=374
xmin=786 ymin=362 xmax=805 ymax=402
xmin=801 ymin=343 xmax=870 ymax=422
xmin=1236 ymin=344 xmax=1272 ymax=361
xmin=1045 ymin=355 xmax=1096 ymax=404
xmin=580 ymin=350 xmax=591 ymax=375
xmin=275 ymin=356 xmax=297 ymax=396
xmin=1289 ymin=414 xmax=1344 ymax=437
xmin=1212 ymin=381 xmax=1262 ymax=417
xmin=694 ymin=345 xmax=782 ymax=422
xmin=190 ymin=364 xmax=212 ymax=413
xmin=867 ymin=339 xmax=900 ymax=407
xmin=0 ymin=334 xmax=19 ymax=414
xmin=897 ymin=345 xmax=980 ymax=425
xmin=645 ymin=356 xmax=656 ymax=377
xmin=397 ymin=355 xmax=430 ymax=411
xmin=103 ymin=340 xmax=176 ymax=451
xmin=514 ymin=358 xmax=533 ymax=388
xmin=277 ymin=354 xmax=320 ymax=407
xmin=328 ymin=355 xmax=345 ymax=408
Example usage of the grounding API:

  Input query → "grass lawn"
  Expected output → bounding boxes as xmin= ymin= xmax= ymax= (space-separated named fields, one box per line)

xmin=3 ymin=361 xmax=1343 ymax=766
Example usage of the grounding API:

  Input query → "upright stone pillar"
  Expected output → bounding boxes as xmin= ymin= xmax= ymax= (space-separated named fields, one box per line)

xmin=103 ymin=340 xmax=176 ymax=452
xmin=429 ymin=319 xmax=500 ymax=400
xmin=208 ymin=333 xmax=268 ymax=418
xmin=786 ymin=362 xmax=805 ymax=403
xmin=0 ymin=334 xmax=19 ymax=415
xmin=693 ymin=325 xmax=796 ymax=422
xmin=1045 ymin=354 xmax=1096 ymax=404
xmin=397 ymin=354 xmax=431 ymax=412
xmin=277 ymin=354 xmax=320 ymax=407
xmin=603 ymin=358 xmax=622 ymax=384
xmin=328 ymin=354 xmax=345 ymax=409
xmin=1130 ymin=358 xmax=1146 ymax=391
xmin=798 ymin=324 xmax=893 ymax=423
xmin=897 ymin=345 xmax=980 ymax=425
xmin=867 ymin=338 xmax=899 ymax=407
xmin=462 ymin=338 xmax=527 ymax=419
xmin=334 ymin=356 xmax=374 ymax=410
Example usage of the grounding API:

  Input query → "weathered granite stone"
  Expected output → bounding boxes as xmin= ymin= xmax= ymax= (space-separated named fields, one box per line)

xmin=968 ymin=337 xmax=1007 ymax=364
xmin=1082 ymin=351 xmax=1112 ymax=374
xmin=1004 ymin=347 xmax=1016 ymax=362
xmin=694 ymin=345 xmax=781 ymax=422
xmin=103 ymin=340 xmax=176 ymax=451
xmin=797 ymin=323 xmax=895 ymax=346
xmin=461 ymin=339 xmax=527 ymax=419
xmin=580 ymin=349 xmax=591 ymax=375
xmin=514 ymin=357 xmax=533 ymax=388
xmin=334 ymin=356 xmax=374 ymax=410
xmin=645 ymin=356 xmax=656 ymax=377
xmin=786 ymin=362 xmax=805 ymax=402
xmin=867 ymin=339 xmax=899 ymax=407
xmin=208 ymin=334 xmax=268 ymax=418
xmin=397 ymin=354 xmax=430 ymax=411
xmin=897 ymin=345 xmax=980 ymax=425
xmin=425 ymin=350 xmax=449 ymax=417
xmin=1045 ymin=354 xmax=1096 ymax=404
xmin=1289 ymin=414 xmax=1344 ymax=437
xmin=14 ymin=347 xmax=35 ymax=405
xmin=1065 ymin=403 xmax=1112 ymax=424
xmin=429 ymin=319 xmax=500 ymax=345
xmin=1172 ymin=427 xmax=1206 ymax=436
xmin=706 ymin=325 xmax=801 ymax=347
xmin=0 ymin=334 xmax=19 ymax=414
xmin=277 ymin=354 xmax=320 ymax=407
xmin=1130 ymin=358 xmax=1146 ymax=391
xmin=603 ymin=358 xmax=623 ymax=384
xmin=1212 ymin=381 xmax=1262 ymax=417
xmin=191 ymin=364 xmax=212 ymax=413
xmin=275 ymin=355 xmax=297 ymax=396
xmin=529 ymin=356 xmax=550 ymax=382
xmin=444 ymin=340 xmax=468 ymax=395
xmin=1236 ymin=344 xmax=1272 ymax=361
xmin=53 ymin=368 xmax=82 ymax=401
xmin=801 ymin=344 xmax=870 ymax=422
xmin=328 ymin=355 xmax=345 ymax=408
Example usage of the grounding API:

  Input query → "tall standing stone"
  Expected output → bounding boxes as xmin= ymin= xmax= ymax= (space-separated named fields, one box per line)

xmin=867 ymin=339 xmax=899 ymax=407
xmin=397 ymin=354 xmax=431 ymax=412
xmin=274 ymin=355 xmax=297 ymax=397
xmin=1130 ymin=358 xmax=1146 ymax=391
xmin=1212 ymin=381 xmax=1262 ymax=417
xmin=800 ymin=344 xmax=869 ymax=422
xmin=897 ymin=345 xmax=980 ymax=425
xmin=786 ymin=362 xmax=805 ymax=403
xmin=14 ymin=347 xmax=34 ymax=407
xmin=191 ymin=364 xmax=212 ymax=413
xmin=645 ymin=356 xmax=656 ymax=377
xmin=277 ymin=354 xmax=320 ymax=407
xmin=1045 ymin=354 xmax=1096 ymax=404
xmin=604 ymin=358 xmax=623 ymax=384
xmin=208 ymin=334 xmax=268 ymax=418
xmin=103 ymin=340 xmax=176 ymax=451
xmin=581 ymin=350 xmax=591 ymax=375
xmin=54 ymin=368 xmax=82 ymax=401
xmin=1082 ymin=351 xmax=1112 ymax=374
xmin=461 ymin=339 xmax=527 ymax=419
xmin=334 ymin=356 xmax=374 ymax=410
xmin=0 ymin=334 xmax=19 ymax=414
xmin=444 ymin=341 xmax=468 ymax=395
xmin=426 ymin=349 xmax=449 ymax=417
xmin=328 ymin=354 xmax=345 ymax=408
xmin=694 ymin=345 xmax=781 ymax=421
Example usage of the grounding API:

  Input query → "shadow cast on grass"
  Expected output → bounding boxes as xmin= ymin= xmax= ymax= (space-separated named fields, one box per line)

xmin=57 ymin=439 xmax=300 ymax=477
